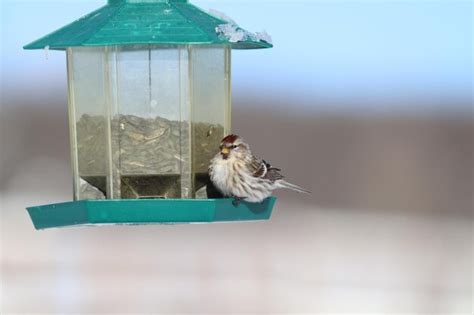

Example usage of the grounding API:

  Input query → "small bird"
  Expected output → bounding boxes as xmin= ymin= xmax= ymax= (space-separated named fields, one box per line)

xmin=209 ymin=134 xmax=310 ymax=204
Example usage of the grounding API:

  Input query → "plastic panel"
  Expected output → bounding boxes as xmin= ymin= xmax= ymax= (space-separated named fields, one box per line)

xmin=190 ymin=46 xmax=231 ymax=197
xmin=68 ymin=47 xmax=108 ymax=200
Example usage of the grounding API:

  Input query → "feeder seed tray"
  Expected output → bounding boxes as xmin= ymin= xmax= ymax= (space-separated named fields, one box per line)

xmin=27 ymin=197 xmax=276 ymax=229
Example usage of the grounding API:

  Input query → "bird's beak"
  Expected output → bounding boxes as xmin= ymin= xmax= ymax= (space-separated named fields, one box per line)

xmin=221 ymin=147 xmax=230 ymax=159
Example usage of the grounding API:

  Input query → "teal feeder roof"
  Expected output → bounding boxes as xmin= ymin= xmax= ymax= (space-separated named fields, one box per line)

xmin=24 ymin=0 xmax=273 ymax=50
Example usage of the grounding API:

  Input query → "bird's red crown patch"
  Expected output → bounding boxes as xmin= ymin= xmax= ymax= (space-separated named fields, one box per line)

xmin=221 ymin=134 xmax=239 ymax=144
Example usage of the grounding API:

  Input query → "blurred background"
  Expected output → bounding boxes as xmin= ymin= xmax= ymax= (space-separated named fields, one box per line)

xmin=1 ymin=0 xmax=472 ymax=313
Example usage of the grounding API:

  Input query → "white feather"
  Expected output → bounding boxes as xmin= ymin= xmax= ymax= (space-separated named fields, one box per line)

xmin=210 ymin=153 xmax=273 ymax=202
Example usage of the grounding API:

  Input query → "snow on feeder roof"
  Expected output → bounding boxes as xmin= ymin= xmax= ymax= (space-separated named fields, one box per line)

xmin=23 ymin=0 xmax=273 ymax=50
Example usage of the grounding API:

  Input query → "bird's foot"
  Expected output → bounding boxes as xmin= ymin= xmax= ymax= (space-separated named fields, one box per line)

xmin=232 ymin=197 xmax=243 ymax=207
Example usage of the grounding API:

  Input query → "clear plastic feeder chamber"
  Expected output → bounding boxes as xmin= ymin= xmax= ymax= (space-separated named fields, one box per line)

xmin=69 ymin=46 xmax=231 ymax=200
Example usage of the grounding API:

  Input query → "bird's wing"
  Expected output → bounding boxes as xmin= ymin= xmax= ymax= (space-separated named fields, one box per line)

xmin=248 ymin=157 xmax=284 ymax=182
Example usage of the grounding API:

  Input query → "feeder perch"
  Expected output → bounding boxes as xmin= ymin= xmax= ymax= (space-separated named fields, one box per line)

xmin=24 ymin=0 xmax=275 ymax=229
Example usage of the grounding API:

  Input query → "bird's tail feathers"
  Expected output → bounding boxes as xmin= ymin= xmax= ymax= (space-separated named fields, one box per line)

xmin=278 ymin=180 xmax=311 ymax=194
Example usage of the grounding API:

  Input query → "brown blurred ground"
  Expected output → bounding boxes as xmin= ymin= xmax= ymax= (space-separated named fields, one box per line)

xmin=1 ymin=97 xmax=473 ymax=313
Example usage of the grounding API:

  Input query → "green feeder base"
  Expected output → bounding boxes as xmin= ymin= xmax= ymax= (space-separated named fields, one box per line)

xmin=26 ymin=197 xmax=276 ymax=229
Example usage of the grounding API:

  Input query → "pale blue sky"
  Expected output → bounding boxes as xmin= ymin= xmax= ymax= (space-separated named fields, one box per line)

xmin=1 ymin=0 xmax=472 ymax=114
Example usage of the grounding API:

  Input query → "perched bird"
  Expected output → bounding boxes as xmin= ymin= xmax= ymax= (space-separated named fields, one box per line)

xmin=209 ymin=134 xmax=310 ymax=204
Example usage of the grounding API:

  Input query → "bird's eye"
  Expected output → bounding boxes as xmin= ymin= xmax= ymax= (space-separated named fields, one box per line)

xmin=231 ymin=145 xmax=238 ymax=149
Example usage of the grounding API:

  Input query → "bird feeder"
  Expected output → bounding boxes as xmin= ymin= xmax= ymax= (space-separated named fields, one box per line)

xmin=24 ymin=0 xmax=276 ymax=229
